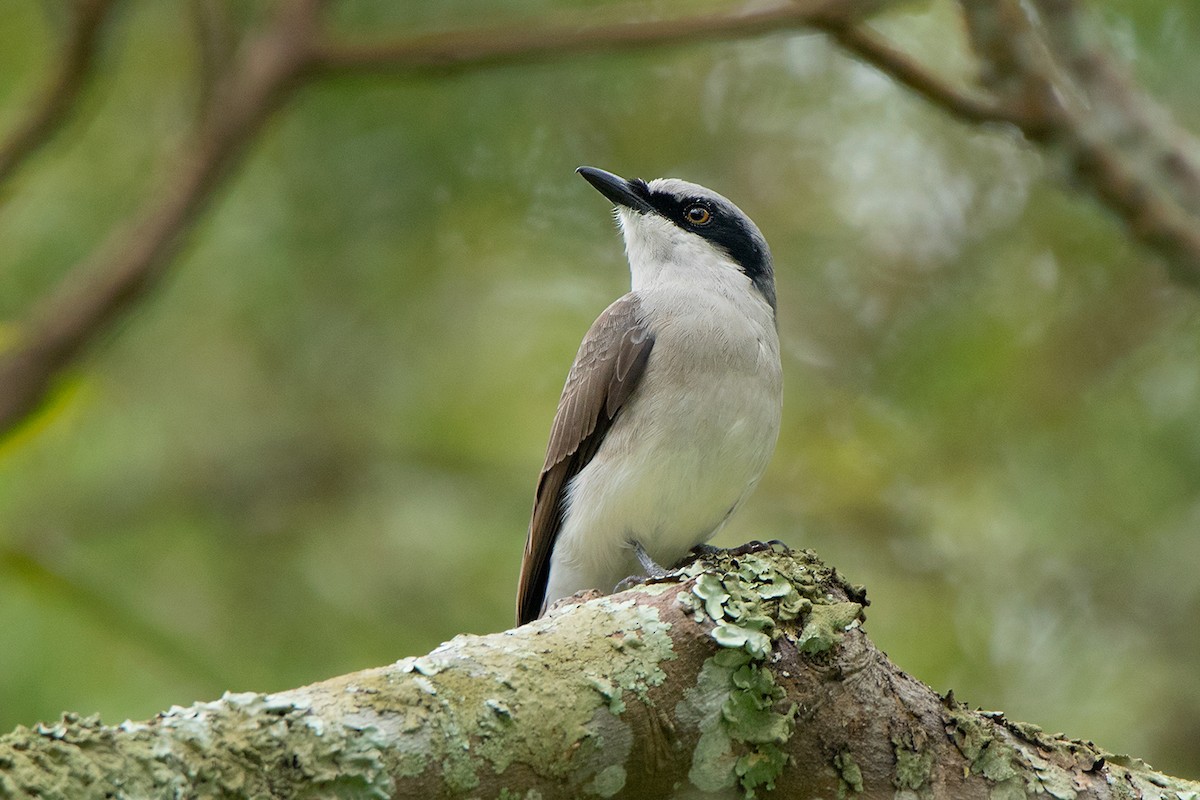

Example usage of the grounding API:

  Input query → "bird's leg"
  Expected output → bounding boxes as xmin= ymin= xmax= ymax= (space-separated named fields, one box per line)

xmin=613 ymin=540 xmax=672 ymax=593
xmin=632 ymin=539 xmax=670 ymax=578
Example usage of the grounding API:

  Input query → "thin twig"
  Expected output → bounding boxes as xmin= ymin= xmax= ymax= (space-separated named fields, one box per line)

xmin=815 ymin=19 xmax=1036 ymax=130
xmin=1028 ymin=0 xmax=1200 ymax=214
xmin=5 ymin=0 xmax=1200 ymax=444
xmin=0 ymin=0 xmax=116 ymax=188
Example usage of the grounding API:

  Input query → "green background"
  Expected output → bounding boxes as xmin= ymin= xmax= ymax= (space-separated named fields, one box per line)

xmin=1 ymin=0 xmax=1198 ymax=777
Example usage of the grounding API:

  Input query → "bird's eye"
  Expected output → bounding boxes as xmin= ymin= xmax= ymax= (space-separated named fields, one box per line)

xmin=685 ymin=205 xmax=712 ymax=225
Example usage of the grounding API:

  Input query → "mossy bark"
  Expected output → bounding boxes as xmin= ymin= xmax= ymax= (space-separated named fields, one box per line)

xmin=0 ymin=547 xmax=1196 ymax=799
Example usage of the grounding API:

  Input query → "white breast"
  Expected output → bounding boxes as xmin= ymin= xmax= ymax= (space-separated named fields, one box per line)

xmin=541 ymin=268 xmax=782 ymax=608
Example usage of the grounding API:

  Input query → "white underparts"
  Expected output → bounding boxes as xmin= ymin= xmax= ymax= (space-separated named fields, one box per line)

xmin=541 ymin=203 xmax=782 ymax=611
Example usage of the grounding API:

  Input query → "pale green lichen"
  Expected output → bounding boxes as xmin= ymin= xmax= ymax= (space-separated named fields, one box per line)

xmin=892 ymin=732 xmax=934 ymax=791
xmin=946 ymin=706 xmax=993 ymax=764
xmin=711 ymin=623 xmax=772 ymax=659
xmin=496 ymin=789 xmax=543 ymax=800
xmin=1028 ymin=757 xmax=1078 ymax=800
xmin=679 ymin=657 xmax=742 ymax=793
xmin=736 ymin=743 xmax=789 ymax=797
xmin=693 ymin=573 xmax=731 ymax=619
xmin=945 ymin=704 xmax=1085 ymax=799
xmin=987 ymin=780 xmax=1028 ymax=800
xmin=795 ymin=601 xmax=863 ymax=655
xmin=676 ymin=548 xmax=853 ymax=798
xmin=587 ymin=764 xmax=627 ymax=797
xmin=585 ymin=675 xmax=626 ymax=715
xmin=976 ymin=740 xmax=1019 ymax=783
xmin=463 ymin=596 xmax=671 ymax=786
xmin=0 ymin=695 xmax=397 ymax=800
xmin=325 ymin=595 xmax=673 ymax=794
xmin=834 ymin=750 xmax=864 ymax=797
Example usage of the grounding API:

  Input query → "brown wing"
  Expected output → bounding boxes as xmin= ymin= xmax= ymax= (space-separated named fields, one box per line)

xmin=516 ymin=294 xmax=655 ymax=625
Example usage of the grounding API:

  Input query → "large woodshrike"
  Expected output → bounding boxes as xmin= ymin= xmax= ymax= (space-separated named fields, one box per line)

xmin=516 ymin=167 xmax=782 ymax=625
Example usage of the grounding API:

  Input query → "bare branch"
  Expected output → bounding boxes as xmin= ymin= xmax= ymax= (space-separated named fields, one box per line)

xmin=0 ymin=0 xmax=905 ymax=442
xmin=310 ymin=0 xmax=885 ymax=75
xmin=959 ymin=0 xmax=1200 ymax=285
xmin=5 ymin=0 xmax=1200 ymax=445
xmin=0 ymin=0 xmax=321 ymax=438
xmin=310 ymin=0 xmax=1200 ymax=284
xmin=0 ymin=0 xmax=117 ymax=188
xmin=1026 ymin=0 xmax=1200 ymax=215
xmin=813 ymin=19 xmax=1033 ymax=129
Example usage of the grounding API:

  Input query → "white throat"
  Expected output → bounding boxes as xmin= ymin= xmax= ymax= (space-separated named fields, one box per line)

xmin=617 ymin=208 xmax=767 ymax=309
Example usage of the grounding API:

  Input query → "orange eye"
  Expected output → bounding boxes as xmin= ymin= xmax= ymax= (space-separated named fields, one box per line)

xmin=685 ymin=205 xmax=711 ymax=225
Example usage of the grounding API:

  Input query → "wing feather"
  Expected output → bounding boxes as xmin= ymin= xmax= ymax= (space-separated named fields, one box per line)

xmin=516 ymin=294 xmax=655 ymax=625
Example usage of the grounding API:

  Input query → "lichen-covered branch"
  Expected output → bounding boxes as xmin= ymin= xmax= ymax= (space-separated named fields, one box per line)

xmin=1 ymin=547 xmax=1195 ymax=799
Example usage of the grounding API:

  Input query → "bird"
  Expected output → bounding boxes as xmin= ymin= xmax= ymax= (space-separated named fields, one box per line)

xmin=516 ymin=166 xmax=782 ymax=626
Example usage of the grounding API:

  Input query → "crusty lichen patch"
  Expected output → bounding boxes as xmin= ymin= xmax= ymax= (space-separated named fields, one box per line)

xmin=339 ymin=594 xmax=676 ymax=794
xmin=944 ymin=704 xmax=1083 ymax=799
xmin=833 ymin=750 xmax=864 ymax=797
xmin=674 ymin=546 xmax=865 ymax=798
xmin=0 ymin=694 xmax=396 ymax=800
xmin=892 ymin=730 xmax=934 ymax=791
xmin=0 ymin=587 xmax=681 ymax=798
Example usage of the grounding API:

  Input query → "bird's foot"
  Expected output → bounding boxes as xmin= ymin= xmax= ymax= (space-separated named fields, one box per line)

xmin=612 ymin=540 xmax=677 ymax=592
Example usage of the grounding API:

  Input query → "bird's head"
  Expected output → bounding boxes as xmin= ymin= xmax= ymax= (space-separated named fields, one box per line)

xmin=577 ymin=166 xmax=775 ymax=311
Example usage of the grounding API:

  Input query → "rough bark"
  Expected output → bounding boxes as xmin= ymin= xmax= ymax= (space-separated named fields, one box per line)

xmin=1 ymin=547 xmax=1195 ymax=799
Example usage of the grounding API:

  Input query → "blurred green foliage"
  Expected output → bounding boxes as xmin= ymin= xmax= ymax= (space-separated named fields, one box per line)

xmin=0 ymin=0 xmax=1198 ymax=778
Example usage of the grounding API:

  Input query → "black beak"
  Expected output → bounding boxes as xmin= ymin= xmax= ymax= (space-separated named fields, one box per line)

xmin=577 ymin=166 xmax=654 ymax=213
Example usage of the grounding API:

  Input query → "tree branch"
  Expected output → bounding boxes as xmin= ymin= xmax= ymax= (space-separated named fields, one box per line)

xmin=813 ymin=18 xmax=1030 ymax=129
xmin=0 ymin=547 xmax=1194 ymax=798
xmin=0 ymin=0 xmax=117 ymax=189
xmin=0 ymin=0 xmax=320 ymax=438
xmin=0 ymin=0 xmax=905 ymax=444
xmin=958 ymin=0 xmax=1200 ymax=285
xmin=190 ymin=0 xmax=240 ymax=116
xmin=309 ymin=0 xmax=884 ymax=75
xmin=5 ymin=0 xmax=1200 ymax=445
